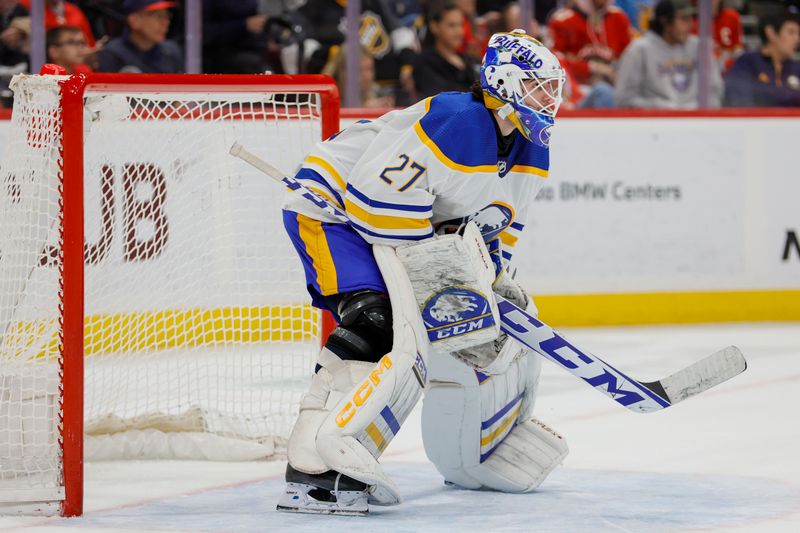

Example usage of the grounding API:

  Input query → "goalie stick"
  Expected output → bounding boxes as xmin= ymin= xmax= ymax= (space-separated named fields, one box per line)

xmin=229 ymin=142 xmax=747 ymax=413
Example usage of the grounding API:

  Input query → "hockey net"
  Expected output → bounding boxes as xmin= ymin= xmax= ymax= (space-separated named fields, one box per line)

xmin=0 ymin=74 xmax=339 ymax=515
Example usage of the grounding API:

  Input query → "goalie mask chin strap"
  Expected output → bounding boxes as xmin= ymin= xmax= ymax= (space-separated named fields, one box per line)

xmin=497 ymin=103 xmax=515 ymax=120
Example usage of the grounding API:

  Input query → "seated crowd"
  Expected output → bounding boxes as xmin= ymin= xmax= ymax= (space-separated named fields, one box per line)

xmin=0 ymin=0 xmax=798 ymax=108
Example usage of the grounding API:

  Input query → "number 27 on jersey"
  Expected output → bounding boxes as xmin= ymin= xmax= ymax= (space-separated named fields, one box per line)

xmin=379 ymin=154 xmax=426 ymax=191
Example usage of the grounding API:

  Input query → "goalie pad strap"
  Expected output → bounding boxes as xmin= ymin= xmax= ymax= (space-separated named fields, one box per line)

xmin=338 ymin=290 xmax=390 ymax=328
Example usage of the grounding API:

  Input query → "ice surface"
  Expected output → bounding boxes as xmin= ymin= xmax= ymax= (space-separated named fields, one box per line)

xmin=2 ymin=323 xmax=799 ymax=532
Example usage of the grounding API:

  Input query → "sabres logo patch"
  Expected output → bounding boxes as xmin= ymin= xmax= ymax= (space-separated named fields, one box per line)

xmin=422 ymin=287 xmax=495 ymax=342
xmin=468 ymin=202 xmax=514 ymax=241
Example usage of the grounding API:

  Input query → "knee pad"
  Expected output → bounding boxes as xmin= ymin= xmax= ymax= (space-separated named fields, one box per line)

xmin=421 ymin=351 xmax=566 ymax=493
xmin=326 ymin=290 xmax=393 ymax=363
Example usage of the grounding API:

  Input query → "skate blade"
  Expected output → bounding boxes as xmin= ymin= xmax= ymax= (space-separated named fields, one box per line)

xmin=276 ymin=503 xmax=368 ymax=517
xmin=276 ymin=482 xmax=369 ymax=516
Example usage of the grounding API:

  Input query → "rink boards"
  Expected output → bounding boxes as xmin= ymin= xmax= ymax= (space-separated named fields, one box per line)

xmin=346 ymin=112 xmax=800 ymax=325
xmin=0 ymin=111 xmax=797 ymax=326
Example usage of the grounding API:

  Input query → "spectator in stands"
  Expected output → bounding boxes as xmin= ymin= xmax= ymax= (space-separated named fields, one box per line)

xmin=98 ymin=0 xmax=182 ymax=73
xmin=324 ymin=45 xmax=396 ymax=107
xmin=46 ymin=25 xmax=91 ymax=73
xmin=691 ymin=0 xmax=743 ymax=72
xmin=19 ymin=0 xmax=96 ymax=47
xmin=0 ymin=0 xmax=26 ymax=107
xmin=297 ymin=0 xmax=419 ymax=105
xmin=615 ymin=0 xmax=723 ymax=108
xmin=491 ymin=0 xmax=537 ymax=36
xmin=202 ymin=0 xmax=277 ymax=74
xmin=477 ymin=0 xmax=558 ymax=26
xmin=548 ymin=0 xmax=633 ymax=108
xmin=413 ymin=0 xmax=477 ymax=99
xmin=615 ymin=0 xmax=650 ymax=31
xmin=0 ymin=0 xmax=29 ymax=70
xmin=455 ymin=0 xmax=484 ymax=60
xmin=724 ymin=10 xmax=800 ymax=107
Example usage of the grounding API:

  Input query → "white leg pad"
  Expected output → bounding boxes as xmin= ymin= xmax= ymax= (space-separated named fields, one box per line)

xmin=287 ymin=348 xmax=374 ymax=474
xmin=315 ymin=433 xmax=401 ymax=505
xmin=287 ymin=410 xmax=329 ymax=474
xmin=476 ymin=417 xmax=568 ymax=492
xmin=291 ymin=242 xmax=435 ymax=506
xmin=422 ymin=350 xmax=567 ymax=493
xmin=316 ymin=339 xmax=424 ymax=505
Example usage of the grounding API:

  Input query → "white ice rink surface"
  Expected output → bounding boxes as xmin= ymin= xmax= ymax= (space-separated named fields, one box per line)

xmin=2 ymin=323 xmax=799 ymax=533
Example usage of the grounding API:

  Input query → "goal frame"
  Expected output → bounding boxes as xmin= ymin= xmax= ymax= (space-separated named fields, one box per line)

xmin=55 ymin=73 xmax=340 ymax=517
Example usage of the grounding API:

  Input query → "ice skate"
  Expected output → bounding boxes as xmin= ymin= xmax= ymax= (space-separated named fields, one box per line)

xmin=276 ymin=465 xmax=369 ymax=516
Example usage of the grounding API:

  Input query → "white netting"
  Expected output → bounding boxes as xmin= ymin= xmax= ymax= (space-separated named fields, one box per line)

xmin=0 ymin=75 xmax=326 ymax=505
xmin=0 ymin=76 xmax=64 ymax=505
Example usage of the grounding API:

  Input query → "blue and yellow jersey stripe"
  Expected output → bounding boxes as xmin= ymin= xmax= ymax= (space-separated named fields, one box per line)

xmin=303 ymin=155 xmax=347 ymax=190
xmin=498 ymin=220 xmax=526 ymax=265
xmin=509 ymin=164 xmax=549 ymax=177
xmin=344 ymin=183 xmax=434 ymax=243
xmin=294 ymin=167 xmax=345 ymax=208
xmin=499 ymin=231 xmax=519 ymax=248
xmin=292 ymin=213 xmax=339 ymax=296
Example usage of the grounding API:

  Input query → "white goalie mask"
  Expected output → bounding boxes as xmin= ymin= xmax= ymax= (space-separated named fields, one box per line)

xmin=480 ymin=30 xmax=566 ymax=146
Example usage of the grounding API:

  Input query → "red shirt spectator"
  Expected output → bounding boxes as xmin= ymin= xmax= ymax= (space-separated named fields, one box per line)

xmin=713 ymin=6 xmax=742 ymax=51
xmin=457 ymin=12 xmax=483 ymax=58
xmin=691 ymin=0 xmax=742 ymax=70
xmin=455 ymin=0 xmax=486 ymax=59
xmin=19 ymin=0 xmax=95 ymax=47
xmin=548 ymin=0 xmax=632 ymax=83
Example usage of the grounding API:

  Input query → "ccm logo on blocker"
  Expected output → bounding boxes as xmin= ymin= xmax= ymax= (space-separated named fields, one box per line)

xmin=422 ymin=287 xmax=496 ymax=342
xmin=336 ymin=355 xmax=394 ymax=427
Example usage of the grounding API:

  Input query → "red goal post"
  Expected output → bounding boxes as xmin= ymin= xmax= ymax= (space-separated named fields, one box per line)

xmin=0 ymin=73 xmax=339 ymax=517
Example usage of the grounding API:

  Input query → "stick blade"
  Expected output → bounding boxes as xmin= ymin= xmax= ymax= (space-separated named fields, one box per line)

xmin=656 ymin=346 xmax=747 ymax=405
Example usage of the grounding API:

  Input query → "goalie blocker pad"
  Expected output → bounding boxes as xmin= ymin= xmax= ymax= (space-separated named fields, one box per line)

xmin=421 ymin=350 xmax=568 ymax=493
xmin=395 ymin=222 xmax=500 ymax=356
xmin=454 ymin=269 xmax=539 ymax=375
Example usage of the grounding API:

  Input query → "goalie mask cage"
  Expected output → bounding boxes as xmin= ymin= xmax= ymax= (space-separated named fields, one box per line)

xmin=0 ymin=73 xmax=339 ymax=517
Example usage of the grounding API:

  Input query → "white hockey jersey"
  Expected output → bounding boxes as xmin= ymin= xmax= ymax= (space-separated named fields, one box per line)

xmin=283 ymin=91 xmax=550 ymax=268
